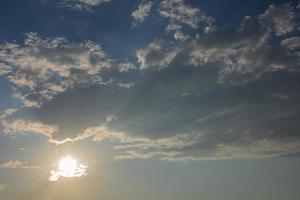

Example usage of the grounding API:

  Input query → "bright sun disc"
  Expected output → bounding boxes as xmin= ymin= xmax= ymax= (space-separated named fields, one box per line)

xmin=59 ymin=156 xmax=78 ymax=177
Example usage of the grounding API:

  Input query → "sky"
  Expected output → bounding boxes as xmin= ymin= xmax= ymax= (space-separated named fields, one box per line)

xmin=0 ymin=0 xmax=300 ymax=199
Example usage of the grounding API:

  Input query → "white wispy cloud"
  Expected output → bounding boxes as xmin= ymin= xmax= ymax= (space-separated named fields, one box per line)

xmin=0 ymin=33 xmax=114 ymax=107
xmin=195 ymin=109 xmax=231 ymax=123
xmin=5 ymin=119 xmax=300 ymax=161
xmin=0 ymin=159 xmax=39 ymax=169
xmin=159 ymin=0 xmax=214 ymax=29
xmin=0 ymin=108 xmax=18 ymax=120
xmin=117 ymin=62 xmax=136 ymax=72
xmin=4 ymin=119 xmax=58 ymax=139
xmin=132 ymin=0 xmax=153 ymax=26
xmin=136 ymin=40 xmax=180 ymax=69
xmin=165 ymin=23 xmax=188 ymax=41
xmin=71 ymin=127 xmax=300 ymax=161
xmin=61 ymin=0 xmax=110 ymax=10
xmin=135 ymin=2 xmax=299 ymax=83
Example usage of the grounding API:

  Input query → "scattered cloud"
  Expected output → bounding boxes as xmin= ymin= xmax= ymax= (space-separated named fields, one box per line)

xmin=61 ymin=0 xmax=110 ymax=10
xmin=0 ymin=32 xmax=128 ymax=108
xmin=165 ymin=23 xmax=188 ymax=41
xmin=159 ymin=0 xmax=214 ymax=29
xmin=117 ymin=62 xmax=136 ymax=72
xmin=4 ymin=119 xmax=58 ymax=139
xmin=1 ymin=2 xmax=300 ymax=162
xmin=135 ymin=2 xmax=300 ymax=83
xmin=132 ymin=0 xmax=154 ymax=26
xmin=137 ymin=40 xmax=180 ymax=69
xmin=259 ymin=4 xmax=296 ymax=36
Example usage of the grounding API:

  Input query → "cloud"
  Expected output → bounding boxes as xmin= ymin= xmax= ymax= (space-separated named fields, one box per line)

xmin=0 ymin=160 xmax=22 ymax=168
xmin=4 ymin=119 xmax=58 ymax=139
xmin=49 ymin=164 xmax=87 ymax=182
xmin=61 ymin=0 xmax=110 ymax=10
xmin=1 ymin=2 xmax=300 ymax=162
xmin=137 ymin=2 xmax=300 ymax=83
xmin=5 ymin=117 xmax=300 ymax=161
xmin=114 ymin=140 xmax=300 ymax=161
xmin=132 ymin=0 xmax=153 ymax=26
xmin=281 ymin=37 xmax=300 ymax=50
xmin=117 ymin=62 xmax=136 ymax=72
xmin=63 ymin=126 xmax=300 ymax=161
xmin=0 ymin=32 xmax=117 ymax=107
xmin=0 ymin=108 xmax=18 ymax=120
xmin=165 ymin=24 xmax=188 ymax=41
xmin=159 ymin=0 xmax=214 ymax=29
xmin=194 ymin=109 xmax=231 ymax=123
xmin=136 ymin=40 xmax=180 ymax=69
xmin=0 ymin=159 xmax=40 ymax=169
xmin=0 ymin=62 xmax=12 ymax=75
xmin=259 ymin=4 xmax=296 ymax=36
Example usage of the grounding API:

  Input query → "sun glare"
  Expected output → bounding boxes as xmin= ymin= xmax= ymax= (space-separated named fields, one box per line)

xmin=59 ymin=156 xmax=78 ymax=177
xmin=49 ymin=155 xmax=87 ymax=182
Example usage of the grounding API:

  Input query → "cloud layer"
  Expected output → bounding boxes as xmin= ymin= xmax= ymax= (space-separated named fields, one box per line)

xmin=1 ymin=1 xmax=300 ymax=161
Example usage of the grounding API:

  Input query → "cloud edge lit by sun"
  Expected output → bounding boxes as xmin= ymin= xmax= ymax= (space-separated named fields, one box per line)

xmin=49 ymin=156 xmax=88 ymax=182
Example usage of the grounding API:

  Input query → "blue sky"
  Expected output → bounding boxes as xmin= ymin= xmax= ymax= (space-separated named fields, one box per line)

xmin=0 ymin=0 xmax=300 ymax=199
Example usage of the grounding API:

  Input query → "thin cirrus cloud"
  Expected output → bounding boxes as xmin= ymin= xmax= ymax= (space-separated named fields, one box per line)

xmin=60 ymin=0 xmax=110 ymax=10
xmin=4 ymin=118 xmax=300 ymax=161
xmin=0 ymin=1 xmax=300 ymax=162
xmin=0 ymin=159 xmax=39 ymax=169
xmin=158 ymin=0 xmax=214 ymax=29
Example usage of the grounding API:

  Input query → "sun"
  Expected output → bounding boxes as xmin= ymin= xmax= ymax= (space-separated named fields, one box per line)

xmin=49 ymin=155 xmax=88 ymax=182
xmin=58 ymin=156 xmax=78 ymax=177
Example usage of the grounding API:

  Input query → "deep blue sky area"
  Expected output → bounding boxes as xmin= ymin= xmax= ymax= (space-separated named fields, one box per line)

xmin=0 ymin=0 xmax=298 ymax=58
